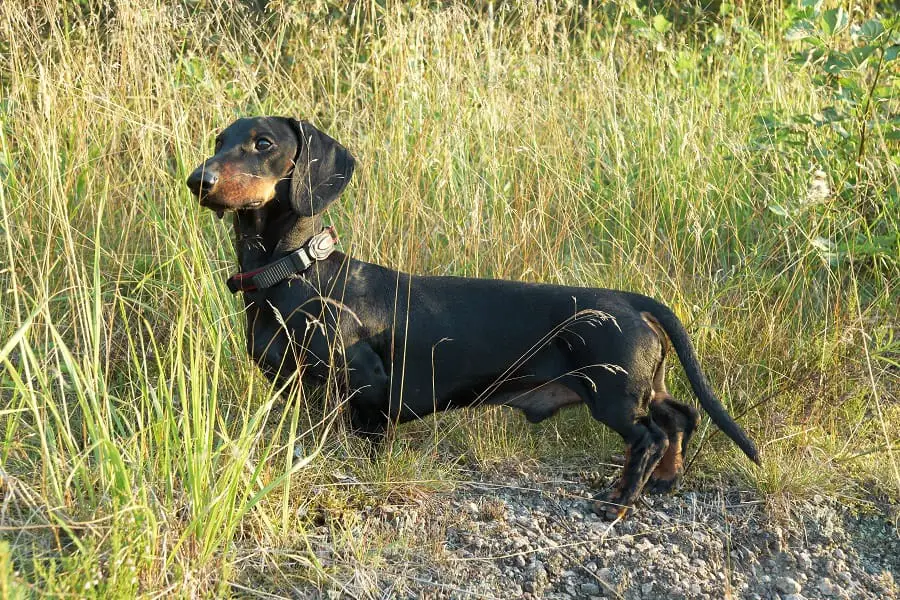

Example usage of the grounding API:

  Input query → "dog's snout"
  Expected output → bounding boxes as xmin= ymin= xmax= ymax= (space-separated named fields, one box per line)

xmin=186 ymin=167 xmax=219 ymax=197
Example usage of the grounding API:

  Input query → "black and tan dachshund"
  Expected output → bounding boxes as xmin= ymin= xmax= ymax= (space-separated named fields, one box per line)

xmin=186 ymin=116 xmax=760 ymax=519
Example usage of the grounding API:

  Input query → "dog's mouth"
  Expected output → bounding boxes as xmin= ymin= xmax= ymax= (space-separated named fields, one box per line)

xmin=199 ymin=198 xmax=264 ymax=219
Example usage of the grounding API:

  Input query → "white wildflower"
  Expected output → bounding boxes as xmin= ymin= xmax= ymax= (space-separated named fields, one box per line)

xmin=803 ymin=168 xmax=831 ymax=206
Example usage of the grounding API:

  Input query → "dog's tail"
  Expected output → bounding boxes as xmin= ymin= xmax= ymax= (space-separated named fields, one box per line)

xmin=631 ymin=295 xmax=760 ymax=465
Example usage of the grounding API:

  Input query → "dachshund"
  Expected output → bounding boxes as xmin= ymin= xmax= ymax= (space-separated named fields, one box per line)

xmin=186 ymin=117 xmax=759 ymax=519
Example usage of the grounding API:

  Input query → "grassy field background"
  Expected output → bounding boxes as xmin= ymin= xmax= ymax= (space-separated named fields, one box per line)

xmin=0 ymin=0 xmax=897 ymax=596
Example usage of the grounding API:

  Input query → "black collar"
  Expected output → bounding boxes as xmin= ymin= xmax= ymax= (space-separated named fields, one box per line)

xmin=226 ymin=226 xmax=338 ymax=293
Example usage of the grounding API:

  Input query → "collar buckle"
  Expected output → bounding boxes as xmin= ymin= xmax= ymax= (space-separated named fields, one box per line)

xmin=306 ymin=226 xmax=338 ymax=261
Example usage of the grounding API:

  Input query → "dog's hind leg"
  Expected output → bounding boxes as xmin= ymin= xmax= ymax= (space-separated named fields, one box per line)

xmin=645 ymin=396 xmax=700 ymax=494
xmin=673 ymin=398 xmax=701 ymax=456
xmin=638 ymin=312 xmax=701 ymax=494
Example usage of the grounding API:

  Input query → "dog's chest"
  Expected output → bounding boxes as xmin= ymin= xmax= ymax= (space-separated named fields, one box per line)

xmin=243 ymin=288 xmax=345 ymax=378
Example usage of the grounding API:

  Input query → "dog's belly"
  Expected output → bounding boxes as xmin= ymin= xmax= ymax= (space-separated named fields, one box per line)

xmin=485 ymin=383 xmax=583 ymax=423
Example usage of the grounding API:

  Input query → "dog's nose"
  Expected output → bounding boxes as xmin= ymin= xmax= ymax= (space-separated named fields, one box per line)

xmin=186 ymin=167 xmax=219 ymax=197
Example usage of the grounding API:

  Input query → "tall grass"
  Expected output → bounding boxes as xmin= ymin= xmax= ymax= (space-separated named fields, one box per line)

xmin=0 ymin=0 xmax=897 ymax=596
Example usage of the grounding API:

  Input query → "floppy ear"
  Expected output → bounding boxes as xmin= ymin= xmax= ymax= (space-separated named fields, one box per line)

xmin=284 ymin=118 xmax=355 ymax=216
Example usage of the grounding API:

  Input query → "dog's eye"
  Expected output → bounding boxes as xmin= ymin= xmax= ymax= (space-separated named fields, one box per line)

xmin=214 ymin=138 xmax=223 ymax=152
xmin=255 ymin=138 xmax=273 ymax=151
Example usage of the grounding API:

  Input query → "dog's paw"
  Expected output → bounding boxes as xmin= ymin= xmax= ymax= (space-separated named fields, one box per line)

xmin=645 ymin=475 xmax=679 ymax=495
xmin=591 ymin=492 xmax=633 ymax=521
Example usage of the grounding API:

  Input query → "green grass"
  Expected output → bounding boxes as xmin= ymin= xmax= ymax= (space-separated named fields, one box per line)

xmin=0 ymin=0 xmax=897 ymax=596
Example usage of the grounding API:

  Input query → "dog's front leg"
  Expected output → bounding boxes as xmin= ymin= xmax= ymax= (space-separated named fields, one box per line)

xmin=343 ymin=341 xmax=391 ymax=451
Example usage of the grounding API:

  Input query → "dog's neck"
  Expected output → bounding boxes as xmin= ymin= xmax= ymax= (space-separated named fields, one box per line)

xmin=232 ymin=202 xmax=323 ymax=272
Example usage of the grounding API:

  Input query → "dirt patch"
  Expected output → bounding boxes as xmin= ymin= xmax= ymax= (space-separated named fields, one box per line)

xmin=242 ymin=464 xmax=900 ymax=599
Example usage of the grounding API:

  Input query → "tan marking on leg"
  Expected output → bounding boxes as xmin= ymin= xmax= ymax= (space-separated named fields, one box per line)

xmin=641 ymin=312 xmax=670 ymax=355
xmin=652 ymin=431 xmax=684 ymax=481
xmin=652 ymin=390 xmax=674 ymax=404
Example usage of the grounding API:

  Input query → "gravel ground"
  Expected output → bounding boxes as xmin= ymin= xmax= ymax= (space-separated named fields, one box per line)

xmin=251 ymin=463 xmax=899 ymax=599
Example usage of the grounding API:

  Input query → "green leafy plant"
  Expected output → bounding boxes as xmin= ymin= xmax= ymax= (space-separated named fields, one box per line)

xmin=753 ymin=1 xmax=899 ymax=266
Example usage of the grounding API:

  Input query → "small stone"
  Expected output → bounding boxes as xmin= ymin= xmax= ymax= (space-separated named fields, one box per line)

xmin=580 ymin=583 xmax=601 ymax=595
xmin=466 ymin=502 xmax=479 ymax=514
xmin=799 ymin=552 xmax=812 ymax=570
xmin=689 ymin=582 xmax=702 ymax=595
xmin=776 ymin=576 xmax=802 ymax=595
xmin=818 ymin=577 xmax=838 ymax=596
xmin=515 ymin=555 xmax=527 ymax=568
xmin=833 ymin=549 xmax=846 ymax=561
xmin=641 ymin=581 xmax=654 ymax=594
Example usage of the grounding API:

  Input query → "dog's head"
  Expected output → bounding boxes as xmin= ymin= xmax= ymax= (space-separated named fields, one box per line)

xmin=186 ymin=117 xmax=355 ymax=217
